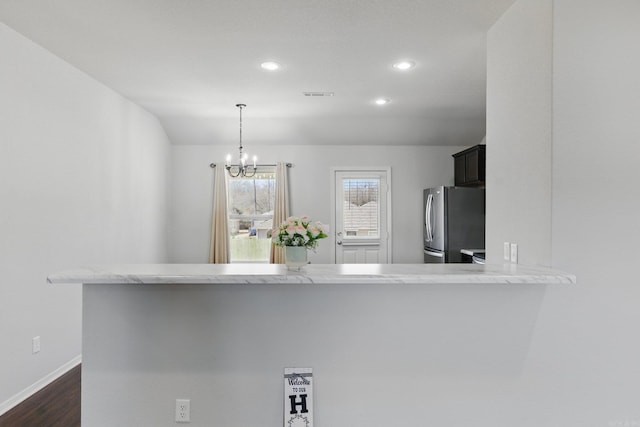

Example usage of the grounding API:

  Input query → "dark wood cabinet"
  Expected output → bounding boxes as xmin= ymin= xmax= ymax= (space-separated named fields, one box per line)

xmin=452 ymin=145 xmax=485 ymax=187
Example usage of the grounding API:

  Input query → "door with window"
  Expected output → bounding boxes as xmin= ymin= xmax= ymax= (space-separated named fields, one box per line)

xmin=333 ymin=168 xmax=391 ymax=264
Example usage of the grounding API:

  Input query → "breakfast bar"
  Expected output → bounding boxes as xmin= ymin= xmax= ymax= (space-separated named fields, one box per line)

xmin=48 ymin=264 xmax=574 ymax=427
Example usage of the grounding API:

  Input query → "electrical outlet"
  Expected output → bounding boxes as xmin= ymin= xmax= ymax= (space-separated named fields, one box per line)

xmin=510 ymin=243 xmax=518 ymax=264
xmin=32 ymin=336 xmax=41 ymax=354
xmin=175 ymin=399 xmax=190 ymax=423
xmin=503 ymin=242 xmax=510 ymax=261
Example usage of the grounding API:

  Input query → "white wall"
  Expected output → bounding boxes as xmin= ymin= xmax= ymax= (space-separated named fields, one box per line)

xmin=0 ymin=23 xmax=170 ymax=412
xmin=169 ymin=144 xmax=466 ymax=264
xmin=81 ymin=281 xmax=547 ymax=427
xmin=486 ymin=0 xmax=553 ymax=266
xmin=549 ymin=0 xmax=640 ymax=423
xmin=487 ymin=0 xmax=640 ymax=425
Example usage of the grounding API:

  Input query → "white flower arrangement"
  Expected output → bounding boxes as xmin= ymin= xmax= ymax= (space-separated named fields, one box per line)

xmin=270 ymin=216 xmax=329 ymax=249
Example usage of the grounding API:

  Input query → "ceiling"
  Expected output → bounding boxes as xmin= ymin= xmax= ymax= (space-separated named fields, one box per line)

xmin=1 ymin=0 xmax=514 ymax=147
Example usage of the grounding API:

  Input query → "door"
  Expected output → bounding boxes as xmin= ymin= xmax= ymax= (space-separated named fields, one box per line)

xmin=333 ymin=168 xmax=391 ymax=264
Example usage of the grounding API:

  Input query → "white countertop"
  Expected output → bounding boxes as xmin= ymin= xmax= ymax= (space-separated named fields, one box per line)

xmin=460 ymin=249 xmax=485 ymax=256
xmin=47 ymin=263 xmax=576 ymax=285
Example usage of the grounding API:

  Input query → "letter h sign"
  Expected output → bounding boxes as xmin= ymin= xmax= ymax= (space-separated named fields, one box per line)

xmin=289 ymin=394 xmax=308 ymax=414
xmin=284 ymin=368 xmax=313 ymax=427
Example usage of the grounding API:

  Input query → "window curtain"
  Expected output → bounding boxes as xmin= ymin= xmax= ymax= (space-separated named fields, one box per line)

xmin=209 ymin=163 xmax=230 ymax=263
xmin=270 ymin=162 xmax=290 ymax=264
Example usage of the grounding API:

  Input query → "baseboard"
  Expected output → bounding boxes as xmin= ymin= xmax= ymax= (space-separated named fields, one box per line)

xmin=0 ymin=355 xmax=82 ymax=416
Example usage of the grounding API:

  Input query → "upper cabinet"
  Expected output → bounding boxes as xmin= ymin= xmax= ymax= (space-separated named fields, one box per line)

xmin=453 ymin=145 xmax=486 ymax=187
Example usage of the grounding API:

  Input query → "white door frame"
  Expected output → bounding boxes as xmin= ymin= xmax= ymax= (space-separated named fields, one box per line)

xmin=330 ymin=167 xmax=392 ymax=264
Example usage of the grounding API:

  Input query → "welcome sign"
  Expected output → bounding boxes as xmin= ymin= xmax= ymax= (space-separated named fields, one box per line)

xmin=284 ymin=368 xmax=313 ymax=427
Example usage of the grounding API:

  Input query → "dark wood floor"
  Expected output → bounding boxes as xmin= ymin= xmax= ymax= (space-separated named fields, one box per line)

xmin=0 ymin=364 xmax=80 ymax=427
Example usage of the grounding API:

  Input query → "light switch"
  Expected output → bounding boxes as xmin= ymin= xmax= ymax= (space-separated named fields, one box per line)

xmin=503 ymin=242 xmax=510 ymax=261
xmin=510 ymin=243 xmax=518 ymax=263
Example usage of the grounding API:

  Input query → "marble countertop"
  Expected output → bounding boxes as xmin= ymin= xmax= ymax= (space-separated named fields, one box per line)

xmin=460 ymin=249 xmax=485 ymax=256
xmin=47 ymin=263 xmax=576 ymax=285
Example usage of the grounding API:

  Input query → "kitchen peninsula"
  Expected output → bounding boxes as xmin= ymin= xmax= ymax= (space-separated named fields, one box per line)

xmin=49 ymin=263 xmax=574 ymax=426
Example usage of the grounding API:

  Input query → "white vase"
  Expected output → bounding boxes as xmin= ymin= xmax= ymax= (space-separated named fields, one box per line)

xmin=285 ymin=246 xmax=308 ymax=270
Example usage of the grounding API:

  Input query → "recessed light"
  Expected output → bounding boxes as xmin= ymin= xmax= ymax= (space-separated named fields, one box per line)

xmin=375 ymin=98 xmax=390 ymax=106
xmin=393 ymin=60 xmax=415 ymax=71
xmin=261 ymin=61 xmax=282 ymax=71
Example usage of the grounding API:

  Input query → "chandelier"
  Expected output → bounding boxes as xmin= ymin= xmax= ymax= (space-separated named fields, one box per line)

xmin=225 ymin=103 xmax=257 ymax=178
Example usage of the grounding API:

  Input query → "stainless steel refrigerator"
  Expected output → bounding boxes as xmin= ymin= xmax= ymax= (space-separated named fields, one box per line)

xmin=423 ymin=186 xmax=485 ymax=263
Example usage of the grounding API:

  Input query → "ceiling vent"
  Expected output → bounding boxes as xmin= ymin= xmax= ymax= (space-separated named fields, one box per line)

xmin=303 ymin=92 xmax=335 ymax=97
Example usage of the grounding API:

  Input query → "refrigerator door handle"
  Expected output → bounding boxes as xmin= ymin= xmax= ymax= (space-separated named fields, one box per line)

xmin=424 ymin=195 xmax=429 ymax=241
xmin=423 ymin=249 xmax=444 ymax=257
xmin=425 ymin=193 xmax=433 ymax=242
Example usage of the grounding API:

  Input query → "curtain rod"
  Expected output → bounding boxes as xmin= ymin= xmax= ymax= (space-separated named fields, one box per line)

xmin=210 ymin=163 xmax=292 ymax=168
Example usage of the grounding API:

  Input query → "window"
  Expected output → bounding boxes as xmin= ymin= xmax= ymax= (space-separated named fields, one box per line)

xmin=342 ymin=178 xmax=380 ymax=238
xmin=227 ymin=168 xmax=276 ymax=262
